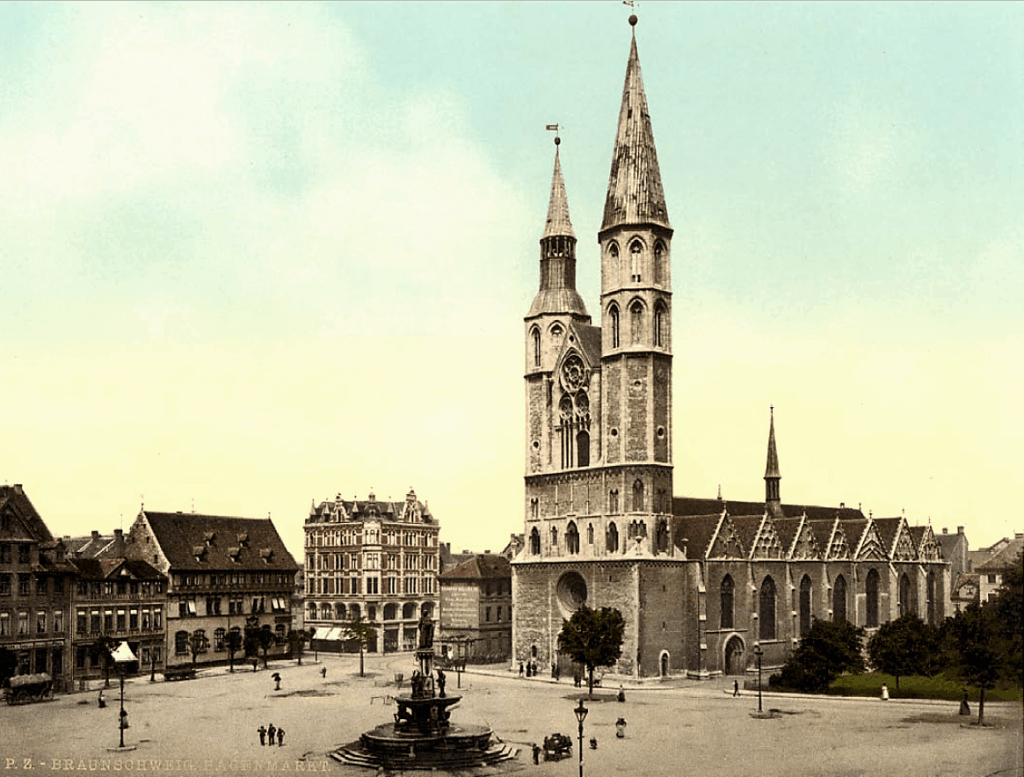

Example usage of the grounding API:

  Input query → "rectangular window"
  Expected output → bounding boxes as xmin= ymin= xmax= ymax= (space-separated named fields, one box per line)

xmin=485 ymin=607 xmax=491 ymax=623
xmin=76 ymin=647 xmax=87 ymax=669
xmin=18 ymin=545 xmax=30 ymax=564
xmin=129 ymin=609 xmax=138 ymax=630
xmin=53 ymin=610 xmax=64 ymax=633
xmin=36 ymin=611 xmax=46 ymax=633
xmin=496 ymin=606 xmax=502 ymax=622
xmin=90 ymin=610 xmax=101 ymax=633
xmin=103 ymin=581 xmax=114 ymax=596
xmin=18 ymin=611 xmax=28 ymax=635
xmin=366 ymin=577 xmax=379 ymax=594
xmin=0 ymin=575 xmax=9 ymax=596
xmin=104 ymin=610 xmax=113 ymax=631
xmin=142 ymin=609 xmax=151 ymax=630
xmin=36 ymin=576 xmax=47 ymax=596
xmin=18 ymin=575 xmax=31 ymax=596
xmin=153 ymin=608 xmax=162 ymax=630
xmin=116 ymin=609 xmax=126 ymax=631
xmin=77 ymin=610 xmax=87 ymax=634
xmin=386 ymin=577 xmax=398 ymax=595
xmin=987 ymin=574 xmax=997 ymax=584
xmin=0 ymin=545 xmax=10 ymax=564
xmin=54 ymin=576 xmax=64 ymax=594
xmin=0 ymin=613 xmax=9 ymax=636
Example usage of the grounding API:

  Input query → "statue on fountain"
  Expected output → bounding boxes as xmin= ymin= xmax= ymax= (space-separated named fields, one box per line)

xmin=418 ymin=614 xmax=434 ymax=650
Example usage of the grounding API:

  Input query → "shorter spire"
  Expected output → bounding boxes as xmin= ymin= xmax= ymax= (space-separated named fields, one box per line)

xmin=764 ymin=406 xmax=782 ymax=514
xmin=765 ymin=406 xmax=780 ymax=479
xmin=542 ymin=135 xmax=575 ymax=239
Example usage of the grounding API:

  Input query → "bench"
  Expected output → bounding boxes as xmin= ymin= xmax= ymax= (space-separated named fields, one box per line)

xmin=163 ymin=667 xmax=197 ymax=681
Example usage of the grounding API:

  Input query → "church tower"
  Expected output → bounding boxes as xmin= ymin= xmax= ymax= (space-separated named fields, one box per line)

xmin=765 ymin=406 xmax=783 ymax=517
xmin=598 ymin=15 xmax=674 ymax=528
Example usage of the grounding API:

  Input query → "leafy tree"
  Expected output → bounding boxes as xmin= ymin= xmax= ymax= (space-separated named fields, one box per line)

xmin=557 ymin=605 xmax=625 ymax=698
xmin=186 ymin=631 xmax=210 ymax=667
xmin=947 ymin=602 xmax=1003 ymax=726
xmin=287 ymin=629 xmax=312 ymax=665
xmin=225 ymin=629 xmax=244 ymax=673
xmin=90 ymin=636 xmax=117 ymax=688
xmin=989 ymin=549 xmax=1023 ymax=686
xmin=255 ymin=626 xmax=276 ymax=668
xmin=342 ymin=616 xmax=378 ymax=677
xmin=771 ymin=618 xmax=865 ymax=693
xmin=867 ymin=614 xmax=938 ymax=690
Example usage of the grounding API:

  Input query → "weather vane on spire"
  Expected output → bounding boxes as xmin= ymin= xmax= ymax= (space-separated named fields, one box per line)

xmin=623 ymin=0 xmax=639 ymax=26
xmin=545 ymin=123 xmax=560 ymax=144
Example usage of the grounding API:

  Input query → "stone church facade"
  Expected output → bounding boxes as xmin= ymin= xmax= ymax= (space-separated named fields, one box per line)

xmin=510 ymin=19 xmax=949 ymax=679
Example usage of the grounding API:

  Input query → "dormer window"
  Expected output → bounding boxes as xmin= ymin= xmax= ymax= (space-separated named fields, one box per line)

xmin=236 ymin=533 xmax=249 ymax=547
xmin=204 ymin=531 xmax=216 ymax=546
xmin=260 ymin=548 xmax=274 ymax=564
xmin=228 ymin=547 xmax=241 ymax=563
xmin=193 ymin=545 xmax=208 ymax=562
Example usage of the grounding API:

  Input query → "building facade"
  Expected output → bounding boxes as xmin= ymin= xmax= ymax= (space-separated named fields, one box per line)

xmin=511 ymin=19 xmax=950 ymax=679
xmin=125 ymin=510 xmax=297 ymax=669
xmin=304 ymin=489 xmax=439 ymax=653
xmin=438 ymin=554 xmax=512 ymax=662
xmin=0 ymin=485 xmax=73 ymax=689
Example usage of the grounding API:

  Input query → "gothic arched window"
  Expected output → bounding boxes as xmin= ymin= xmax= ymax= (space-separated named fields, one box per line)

xmin=656 ymin=520 xmax=669 ymax=553
xmin=532 ymin=328 xmax=541 ymax=367
xmin=926 ymin=571 xmax=936 ymax=625
xmin=587 ymin=523 xmax=594 ymax=545
xmin=630 ymin=301 xmax=643 ymax=344
xmin=759 ymin=576 xmax=776 ymax=640
xmin=630 ymin=241 xmax=642 ymax=282
xmin=550 ymin=526 xmax=558 ymax=552
xmin=566 ymin=522 xmax=580 ymax=555
xmin=866 ymin=569 xmax=880 ymax=628
xmin=609 ymin=489 xmax=619 ymax=514
xmin=654 ymin=241 xmax=666 ymax=285
xmin=577 ymin=429 xmax=590 ymax=467
xmin=529 ymin=528 xmax=541 ymax=555
xmin=606 ymin=523 xmax=619 ymax=553
xmin=833 ymin=575 xmax=847 ymax=623
xmin=799 ymin=575 xmax=812 ymax=637
xmin=654 ymin=303 xmax=666 ymax=348
xmin=632 ymin=479 xmax=644 ymax=512
xmin=899 ymin=573 xmax=912 ymax=617
xmin=720 ymin=575 xmax=734 ymax=630
xmin=610 ymin=305 xmax=620 ymax=349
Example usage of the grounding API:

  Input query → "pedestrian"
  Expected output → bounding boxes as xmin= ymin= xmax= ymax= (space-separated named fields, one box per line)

xmin=531 ymin=743 xmax=540 ymax=765
xmin=880 ymin=683 xmax=889 ymax=701
xmin=252 ymin=658 xmax=258 ymax=673
xmin=617 ymin=685 xmax=626 ymax=703
xmin=518 ymin=661 xmax=524 ymax=677
xmin=98 ymin=690 xmax=106 ymax=709
xmin=733 ymin=680 xmax=739 ymax=697
xmin=258 ymin=725 xmax=267 ymax=746
xmin=277 ymin=727 xmax=285 ymax=746
xmin=267 ymin=723 xmax=276 ymax=744
xmin=959 ymin=689 xmax=971 ymax=716
xmin=273 ymin=672 xmax=281 ymax=691
xmin=573 ymin=670 xmax=581 ymax=688
xmin=321 ymin=666 xmax=327 ymax=679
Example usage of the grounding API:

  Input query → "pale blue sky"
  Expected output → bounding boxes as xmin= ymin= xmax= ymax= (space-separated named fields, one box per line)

xmin=1 ymin=2 xmax=1021 ymax=558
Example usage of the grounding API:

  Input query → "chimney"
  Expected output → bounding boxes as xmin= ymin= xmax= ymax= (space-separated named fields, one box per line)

xmin=942 ymin=527 xmax=949 ymax=534
xmin=12 ymin=484 xmax=23 ymax=495
xmin=91 ymin=530 xmax=100 ymax=541
xmin=957 ymin=526 xmax=964 ymax=535
xmin=113 ymin=529 xmax=126 ymax=557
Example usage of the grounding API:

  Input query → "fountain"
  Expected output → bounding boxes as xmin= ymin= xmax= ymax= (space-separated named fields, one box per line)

xmin=332 ymin=615 xmax=518 ymax=770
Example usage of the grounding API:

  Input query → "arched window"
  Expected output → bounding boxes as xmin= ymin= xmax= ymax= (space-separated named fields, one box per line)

xmin=632 ymin=479 xmax=644 ymax=512
xmin=656 ymin=520 xmax=669 ymax=553
xmin=214 ymin=627 xmax=226 ymax=652
xmin=654 ymin=241 xmax=666 ymax=285
xmin=320 ymin=602 xmax=331 ymax=620
xmin=308 ymin=602 xmax=318 ymax=620
xmin=350 ymin=603 xmax=361 ymax=620
xmin=799 ymin=575 xmax=812 ymax=637
xmin=610 ymin=305 xmax=620 ymax=349
xmin=630 ymin=301 xmax=643 ymax=344
xmin=532 ymin=328 xmax=541 ymax=367
xmin=587 ymin=523 xmax=594 ymax=544
xmin=759 ymin=576 xmax=776 ymax=640
xmin=384 ymin=603 xmax=397 ymax=621
xmin=899 ymin=573 xmax=912 ymax=617
xmin=530 ymin=498 xmax=539 ymax=520
xmin=833 ymin=575 xmax=847 ymax=623
xmin=566 ymin=522 xmax=580 ymax=555
xmin=630 ymin=241 xmax=642 ymax=282
xmin=654 ymin=304 xmax=666 ymax=348
xmin=606 ymin=523 xmax=619 ymax=553
xmin=336 ymin=603 xmax=347 ymax=620
xmin=529 ymin=528 xmax=541 ymax=555
xmin=609 ymin=490 xmax=619 ymax=514
xmin=577 ymin=429 xmax=590 ymax=467
xmin=926 ymin=571 xmax=936 ymax=625
xmin=193 ymin=629 xmax=208 ymax=653
xmin=720 ymin=575 xmax=734 ymax=630
xmin=550 ymin=526 xmax=558 ymax=552
xmin=866 ymin=569 xmax=880 ymax=628
xmin=175 ymin=630 xmax=189 ymax=656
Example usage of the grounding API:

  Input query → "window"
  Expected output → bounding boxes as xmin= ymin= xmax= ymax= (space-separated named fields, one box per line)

xmin=0 ymin=575 xmax=10 ymax=596
xmin=0 ymin=613 xmax=8 ymax=636
xmin=193 ymin=629 xmax=208 ymax=653
xmin=720 ymin=575 xmax=734 ymax=630
xmin=550 ymin=526 xmax=558 ymax=552
xmin=116 ymin=609 xmax=126 ymax=631
xmin=630 ymin=241 xmax=642 ymax=282
xmin=214 ymin=628 xmax=226 ymax=651
xmin=53 ymin=611 xmax=64 ymax=634
xmin=36 ymin=611 xmax=46 ymax=634
xmin=529 ymin=528 xmax=541 ymax=555
xmin=0 ymin=545 xmax=9 ymax=564
xmin=610 ymin=305 xmax=620 ymax=349
xmin=496 ymin=606 xmax=503 ymax=622
xmin=609 ymin=490 xmax=619 ymax=514
xmin=36 ymin=576 xmax=47 ymax=596
xmin=129 ymin=609 xmax=138 ymax=630
xmin=833 ymin=575 xmax=847 ymax=623
xmin=179 ymin=600 xmax=197 ymax=618
xmin=654 ymin=304 xmax=666 ymax=348
xmin=366 ymin=576 xmax=379 ymax=594
xmin=566 ymin=522 xmax=580 ymax=555
xmin=866 ymin=569 xmax=879 ymax=628
xmin=630 ymin=301 xmax=643 ymax=344
xmin=587 ymin=524 xmax=594 ymax=544
xmin=485 ymin=607 xmax=491 ymax=623
xmin=532 ymin=328 xmax=541 ymax=367
xmin=607 ymin=523 xmax=619 ymax=553
xmin=175 ymin=631 xmax=189 ymax=656
xmin=18 ymin=575 xmax=30 ymax=596
xmin=18 ymin=544 xmax=30 ymax=564
xmin=103 ymin=610 xmax=113 ymax=632
xmin=799 ymin=576 xmax=812 ymax=637
xmin=898 ymin=573 xmax=912 ymax=618
xmin=141 ymin=609 xmax=151 ymax=631
xmin=77 ymin=610 xmax=87 ymax=634
xmin=759 ymin=576 xmax=776 ymax=640
xmin=153 ymin=608 xmax=162 ymax=630
xmin=18 ymin=611 xmax=28 ymax=635
xmin=987 ymin=574 xmax=997 ymax=584
xmin=632 ymin=480 xmax=644 ymax=512
xmin=90 ymin=610 xmax=101 ymax=633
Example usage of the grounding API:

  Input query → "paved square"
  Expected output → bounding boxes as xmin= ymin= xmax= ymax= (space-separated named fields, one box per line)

xmin=2 ymin=654 xmax=1020 ymax=777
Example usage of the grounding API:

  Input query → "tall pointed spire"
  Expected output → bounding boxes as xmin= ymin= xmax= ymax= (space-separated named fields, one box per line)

xmin=601 ymin=16 xmax=671 ymax=235
xmin=765 ymin=406 xmax=782 ymax=514
xmin=528 ymin=136 xmax=588 ymax=319
xmin=543 ymin=138 xmax=575 ymax=239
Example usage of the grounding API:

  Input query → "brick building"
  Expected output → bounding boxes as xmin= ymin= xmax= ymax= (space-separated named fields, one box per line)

xmin=125 ymin=509 xmax=297 ymax=668
xmin=511 ymin=19 xmax=949 ymax=680
xmin=438 ymin=554 xmax=512 ymax=662
xmin=304 ymin=489 xmax=439 ymax=653
xmin=0 ymin=485 xmax=73 ymax=688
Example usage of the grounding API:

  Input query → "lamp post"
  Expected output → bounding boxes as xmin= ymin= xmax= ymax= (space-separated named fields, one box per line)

xmin=753 ymin=644 xmax=764 ymax=715
xmin=573 ymin=698 xmax=588 ymax=777
xmin=110 ymin=641 xmax=138 ymax=749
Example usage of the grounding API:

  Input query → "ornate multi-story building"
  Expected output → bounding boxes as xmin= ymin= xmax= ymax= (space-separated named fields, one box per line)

xmin=438 ymin=554 xmax=512 ymax=662
xmin=125 ymin=509 xmax=297 ymax=669
xmin=511 ymin=17 xmax=949 ymax=680
xmin=304 ymin=489 xmax=439 ymax=653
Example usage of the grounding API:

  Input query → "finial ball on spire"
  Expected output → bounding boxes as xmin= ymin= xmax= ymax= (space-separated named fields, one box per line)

xmin=554 ymin=136 xmax=561 ymax=146
xmin=629 ymin=13 xmax=638 ymax=27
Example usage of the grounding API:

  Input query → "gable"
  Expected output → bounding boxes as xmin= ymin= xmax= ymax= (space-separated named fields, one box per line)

xmin=789 ymin=520 xmax=823 ymax=561
xmin=749 ymin=514 xmax=784 ymax=560
xmin=891 ymin=521 xmax=918 ymax=562
xmin=708 ymin=514 xmax=745 ymax=559
xmin=856 ymin=522 xmax=888 ymax=562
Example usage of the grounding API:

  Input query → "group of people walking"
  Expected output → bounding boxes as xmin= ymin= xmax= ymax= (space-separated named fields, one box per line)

xmin=257 ymin=723 xmax=285 ymax=746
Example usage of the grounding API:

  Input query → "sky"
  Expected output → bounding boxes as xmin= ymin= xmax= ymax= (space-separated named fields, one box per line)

xmin=1 ymin=1 xmax=1022 ymax=562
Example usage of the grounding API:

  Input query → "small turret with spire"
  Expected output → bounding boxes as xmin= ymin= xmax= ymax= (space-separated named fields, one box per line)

xmin=765 ymin=406 xmax=783 ymax=518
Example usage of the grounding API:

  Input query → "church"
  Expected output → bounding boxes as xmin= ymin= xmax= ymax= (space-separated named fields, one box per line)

xmin=510 ymin=17 xmax=949 ymax=680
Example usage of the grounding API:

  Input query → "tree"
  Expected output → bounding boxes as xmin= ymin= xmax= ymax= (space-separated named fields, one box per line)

xmin=342 ymin=616 xmax=378 ymax=677
xmin=947 ymin=602 xmax=1003 ymax=726
xmin=186 ymin=630 xmax=210 ymax=667
xmin=557 ymin=605 xmax=625 ymax=698
xmin=225 ymin=629 xmax=244 ymax=673
xmin=255 ymin=627 xmax=276 ymax=669
xmin=867 ymin=614 xmax=938 ymax=690
xmin=287 ymin=629 xmax=311 ymax=665
xmin=771 ymin=618 xmax=865 ymax=693
xmin=90 ymin=636 xmax=117 ymax=688
xmin=989 ymin=548 xmax=1023 ymax=686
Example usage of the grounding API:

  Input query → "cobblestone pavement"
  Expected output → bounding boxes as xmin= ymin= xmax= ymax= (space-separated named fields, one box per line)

xmin=1 ymin=654 xmax=1020 ymax=777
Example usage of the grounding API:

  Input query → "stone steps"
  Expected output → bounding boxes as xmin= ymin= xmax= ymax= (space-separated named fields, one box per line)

xmin=331 ymin=742 xmax=519 ymax=771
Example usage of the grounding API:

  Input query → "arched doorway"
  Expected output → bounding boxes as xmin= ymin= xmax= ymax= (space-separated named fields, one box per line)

xmin=660 ymin=652 xmax=669 ymax=677
xmin=724 ymin=636 xmax=745 ymax=675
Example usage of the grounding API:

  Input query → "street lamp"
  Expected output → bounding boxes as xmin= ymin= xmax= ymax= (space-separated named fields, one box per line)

xmin=110 ymin=641 xmax=138 ymax=749
xmin=573 ymin=698 xmax=588 ymax=777
xmin=752 ymin=644 xmax=764 ymax=715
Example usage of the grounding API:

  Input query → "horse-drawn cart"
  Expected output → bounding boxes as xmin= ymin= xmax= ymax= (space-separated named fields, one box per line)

xmin=4 ymin=673 xmax=54 ymax=705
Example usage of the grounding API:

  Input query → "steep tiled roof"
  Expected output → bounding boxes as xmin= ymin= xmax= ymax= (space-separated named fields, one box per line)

xmin=672 ymin=496 xmax=865 ymax=523
xmin=672 ymin=514 xmax=724 ymax=559
xmin=439 ymin=554 xmax=511 ymax=581
xmin=0 ymin=485 xmax=53 ymax=543
xmin=872 ymin=517 xmax=903 ymax=556
xmin=69 ymin=557 xmax=165 ymax=581
xmin=308 ymin=491 xmax=436 ymax=526
xmin=576 ymin=324 xmax=604 ymax=368
xmin=975 ymin=536 xmax=1024 ymax=572
xmin=141 ymin=511 xmax=297 ymax=572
